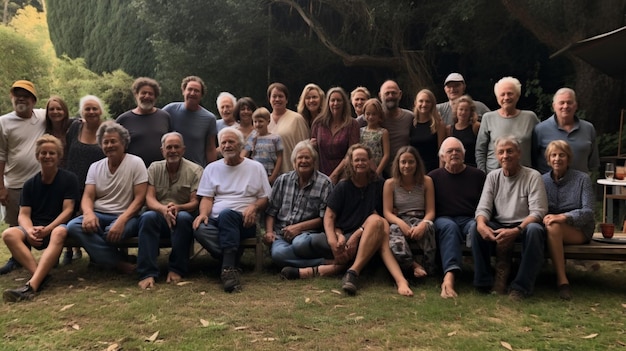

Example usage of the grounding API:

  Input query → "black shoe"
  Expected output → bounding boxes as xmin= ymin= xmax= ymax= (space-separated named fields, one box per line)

xmin=61 ymin=250 xmax=73 ymax=265
xmin=221 ymin=267 xmax=241 ymax=293
xmin=0 ymin=257 xmax=20 ymax=275
xmin=341 ymin=270 xmax=359 ymax=295
xmin=3 ymin=282 xmax=35 ymax=303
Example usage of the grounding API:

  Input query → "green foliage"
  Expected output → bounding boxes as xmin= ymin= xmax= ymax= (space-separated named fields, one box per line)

xmin=47 ymin=0 xmax=156 ymax=78
xmin=0 ymin=24 xmax=50 ymax=114
xmin=133 ymin=0 xmax=272 ymax=105
xmin=50 ymin=56 xmax=134 ymax=118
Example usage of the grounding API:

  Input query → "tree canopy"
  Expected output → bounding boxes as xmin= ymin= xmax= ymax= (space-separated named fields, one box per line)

xmin=47 ymin=0 xmax=156 ymax=77
xmin=41 ymin=0 xmax=626 ymax=136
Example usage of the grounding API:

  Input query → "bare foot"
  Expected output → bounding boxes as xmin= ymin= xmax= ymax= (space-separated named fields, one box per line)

xmin=138 ymin=277 xmax=155 ymax=290
xmin=397 ymin=279 xmax=413 ymax=297
xmin=440 ymin=272 xmax=457 ymax=299
xmin=298 ymin=266 xmax=318 ymax=279
xmin=412 ymin=262 xmax=427 ymax=278
xmin=318 ymin=264 xmax=345 ymax=277
xmin=166 ymin=271 xmax=182 ymax=284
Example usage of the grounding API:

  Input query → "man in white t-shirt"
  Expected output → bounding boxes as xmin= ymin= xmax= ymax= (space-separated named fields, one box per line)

xmin=193 ymin=127 xmax=271 ymax=292
xmin=0 ymin=80 xmax=46 ymax=275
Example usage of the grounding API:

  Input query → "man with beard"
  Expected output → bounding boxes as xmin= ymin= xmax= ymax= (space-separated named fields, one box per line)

xmin=136 ymin=132 xmax=203 ymax=289
xmin=0 ymin=80 xmax=46 ymax=274
xmin=163 ymin=76 xmax=217 ymax=167
xmin=117 ymin=77 xmax=172 ymax=168
xmin=193 ymin=127 xmax=271 ymax=292
xmin=378 ymin=80 xmax=413 ymax=177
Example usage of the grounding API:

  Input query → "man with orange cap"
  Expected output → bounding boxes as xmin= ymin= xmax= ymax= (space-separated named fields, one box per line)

xmin=0 ymin=80 xmax=46 ymax=274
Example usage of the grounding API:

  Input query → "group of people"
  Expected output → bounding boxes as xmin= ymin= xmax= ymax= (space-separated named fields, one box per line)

xmin=0 ymin=72 xmax=598 ymax=302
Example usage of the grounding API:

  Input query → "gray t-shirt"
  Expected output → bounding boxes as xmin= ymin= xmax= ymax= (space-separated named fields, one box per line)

xmin=475 ymin=166 xmax=547 ymax=226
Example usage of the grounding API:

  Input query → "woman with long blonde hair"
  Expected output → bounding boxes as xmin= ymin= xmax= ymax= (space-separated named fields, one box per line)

xmin=409 ymin=89 xmax=446 ymax=172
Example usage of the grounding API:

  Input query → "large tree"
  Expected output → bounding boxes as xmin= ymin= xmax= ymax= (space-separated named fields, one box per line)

xmin=0 ymin=24 xmax=50 ymax=113
xmin=47 ymin=0 xmax=155 ymax=77
xmin=501 ymin=0 xmax=626 ymax=133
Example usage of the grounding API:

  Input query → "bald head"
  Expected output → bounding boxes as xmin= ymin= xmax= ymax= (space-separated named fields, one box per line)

xmin=379 ymin=80 xmax=402 ymax=110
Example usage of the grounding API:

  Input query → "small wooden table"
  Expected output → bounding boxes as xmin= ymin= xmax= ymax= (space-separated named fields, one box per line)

xmin=597 ymin=179 xmax=626 ymax=224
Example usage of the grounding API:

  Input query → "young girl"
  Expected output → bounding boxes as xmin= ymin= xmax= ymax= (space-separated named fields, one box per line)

xmin=450 ymin=95 xmax=480 ymax=167
xmin=383 ymin=146 xmax=437 ymax=278
xmin=243 ymin=107 xmax=283 ymax=184
xmin=359 ymin=99 xmax=390 ymax=177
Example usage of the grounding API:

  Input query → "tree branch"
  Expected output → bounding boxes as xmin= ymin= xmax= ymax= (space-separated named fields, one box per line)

xmin=271 ymin=0 xmax=403 ymax=69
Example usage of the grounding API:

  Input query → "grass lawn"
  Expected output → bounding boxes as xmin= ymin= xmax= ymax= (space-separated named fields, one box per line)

xmin=1 ymin=240 xmax=625 ymax=350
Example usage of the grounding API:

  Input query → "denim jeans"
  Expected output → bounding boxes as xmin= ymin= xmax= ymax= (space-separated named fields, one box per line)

xmin=472 ymin=221 xmax=545 ymax=294
xmin=193 ymin=209 xmax=256 ymax=258
xmin=270 ymin=232 xmax=330 ymax=268
xmin=66 ymin=212 xmax=139 ymax=268
xmin=137 ymin=210 xmax=195 ymax=280
xmin=435 ymin=216 xmax=476 ymax=274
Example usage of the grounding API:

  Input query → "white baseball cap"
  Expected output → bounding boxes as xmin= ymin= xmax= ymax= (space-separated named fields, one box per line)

xmin=444 ymin=73 xmax=465 ymax=85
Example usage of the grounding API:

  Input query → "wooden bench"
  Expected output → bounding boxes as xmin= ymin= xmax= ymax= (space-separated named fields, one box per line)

xmin=64 ymin=236 xmax=265 ymax=272
xmin=453 ymin=233 xmax=626 ymax=261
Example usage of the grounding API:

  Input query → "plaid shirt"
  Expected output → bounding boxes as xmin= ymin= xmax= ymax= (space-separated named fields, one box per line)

xmin=266 ymin=170 xmax=333 ymax=231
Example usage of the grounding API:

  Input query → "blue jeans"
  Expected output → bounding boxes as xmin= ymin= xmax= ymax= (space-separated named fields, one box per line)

xmin=66 ymin=212 xmax=139 ymax=269
xmin=137 ymin=210 xmax=195 ymax=280
xmin=435 ymin=216 xmax=475 ymax=274
xmin=270 ymin=232 xmax=330 ymax=268
xmin=193 ymin=209 xmax=256 ymax=258
xmin=472 ymin=221 xmax=545 ymax=294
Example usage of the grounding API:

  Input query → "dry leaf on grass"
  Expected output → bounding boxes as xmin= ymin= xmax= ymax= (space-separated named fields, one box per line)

xmin=106 ymin=343 xmax=121 ymax=351
xmin=621 ymin=303 xmax=626 ymax=308
xmin=331 ymin=289 xmax=342 ymax=295
xmin=60 ymin=304 xmax=75 ymax=312
xmin=500 ymin=341 xmax=513 ymax=350
xmin=145 ymin=331 xmax=159 ymax=342
xmin=581 ymin=333 xmax=598 ymax=339
xmin=119 ymin=294 xmax=127 ymax=298
xmin=14 ymin=277 xmax=25 ymax=281
xmin=77 ymin=277 xmax=85 ymax=281
xmin=200 ymin=319 xmax=209 ymax=327
xmin=176 ymin=281 xmax=192 ymax=286
xmin=262 ymin=337 xmax=276 ymax=341
xmin=616 ymin=340 xmax=626 ymax=346
xmin=447 ymin=331 xmax=457 ymax=336
xmin=234 ymin=326 xmax=249 ymax=331
xmin=109 ymin=290 xmax=116 ymax=293
xmin=305 ymin=297 xmax=311 ymax=303
xmin=72 ymin=324 xmax=80 ymax=330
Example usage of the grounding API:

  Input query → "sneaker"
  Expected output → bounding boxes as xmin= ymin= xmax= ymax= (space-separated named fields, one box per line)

xmin=508 ymin=289 xmax=525 ymax=302
xmin=0 ymin=257 xmax=20 ymax=275
xmin=221 ymin=267 xmax=242 ymax=293
xmin=72 ymin=249 xmax=83 ymax=260
xmin=61 ymin=250 xmax=73 ymax=265
xmin=341 ymin=270 xmax=358 ymax=295
xmin=3 ymin=283 xmax=35 ymax=303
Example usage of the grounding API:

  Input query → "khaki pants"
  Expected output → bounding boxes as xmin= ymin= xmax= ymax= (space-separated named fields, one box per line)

xmin=4 ymin=188 xmax=22 ymax=227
